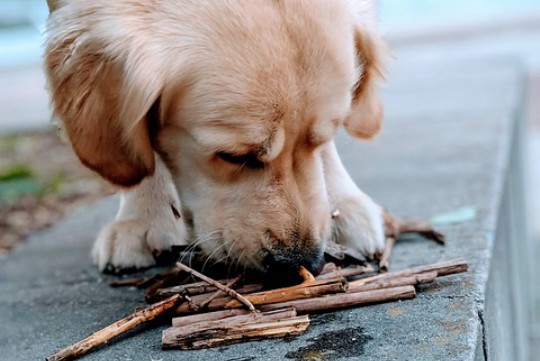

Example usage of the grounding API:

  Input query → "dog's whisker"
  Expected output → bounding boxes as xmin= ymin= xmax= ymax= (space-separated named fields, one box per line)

xmin=231 ymin=248 xmax=247 ymax=277
xmin=200 ymin=237 xmax=231 ymax=273
xmin=186 ymin=230 xmax=222 ymax=251
xmin=177 ymin=230 xmax=224 ymax=275
xmin=222 ymin=239 xmax=240 ymax=278
xmin=179 ymin=230 xmax=223 ymax=264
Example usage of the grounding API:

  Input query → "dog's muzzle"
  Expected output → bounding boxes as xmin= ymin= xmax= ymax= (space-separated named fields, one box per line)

xmin=261 ymin=244 xmax=324 ymax=285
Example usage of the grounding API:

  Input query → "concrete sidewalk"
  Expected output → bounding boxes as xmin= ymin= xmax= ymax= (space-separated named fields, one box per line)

xmin=0 ymin=57 xmax=527 ymax=360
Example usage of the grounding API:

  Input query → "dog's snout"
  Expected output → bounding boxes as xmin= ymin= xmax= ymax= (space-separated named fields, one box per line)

xmin=261 ymin=245 xmax=324 ymax=285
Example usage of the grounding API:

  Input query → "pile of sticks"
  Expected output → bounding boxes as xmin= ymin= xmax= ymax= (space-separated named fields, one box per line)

xmin=46 ymin=214 xmax=465 ymax=361
xmin=47 ymin=256 xmax=467 ymax=360
xmin=162 ymin=258 xmax=467 ymax=349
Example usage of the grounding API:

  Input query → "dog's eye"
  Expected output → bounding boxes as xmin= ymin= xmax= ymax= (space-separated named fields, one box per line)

xmin=216 ymin=151 xmax=264 ymax=169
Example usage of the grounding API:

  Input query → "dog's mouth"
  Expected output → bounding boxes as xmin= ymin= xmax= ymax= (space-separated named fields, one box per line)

xmin=260 ymin=245 xmax=324 ymax=273
xmin=173 ymin=237 xmax=325 ymax=286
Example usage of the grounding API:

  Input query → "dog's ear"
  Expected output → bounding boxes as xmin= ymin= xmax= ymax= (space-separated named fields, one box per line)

xmin=344 ymin=26 xmax=387 ymax=140
xmin=45 ymin=21 xmax=164 ymax=187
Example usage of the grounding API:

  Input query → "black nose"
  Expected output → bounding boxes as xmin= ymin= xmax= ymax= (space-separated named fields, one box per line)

xmin=262 ymin=246 xmax=324 ymax=286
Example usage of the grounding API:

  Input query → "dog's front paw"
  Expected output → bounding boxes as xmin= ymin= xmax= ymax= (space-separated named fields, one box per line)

xmin=331 ymin=193 xmax=385 ymax=261
xmin=92 ymin=217 xmax=187 ymax=273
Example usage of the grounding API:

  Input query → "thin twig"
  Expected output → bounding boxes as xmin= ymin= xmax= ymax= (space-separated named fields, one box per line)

xmin=378 ymin=236 xmax=396 ymax=272
xmin=46 ymin=295 xmax=181 ymax=361
xmin=176 ymin=262 xmax=257 ymax=312
xmin=383 ymin=210 xmax=445 ymax=244
xmin=196 ymin=275 xmax=243 ymax=311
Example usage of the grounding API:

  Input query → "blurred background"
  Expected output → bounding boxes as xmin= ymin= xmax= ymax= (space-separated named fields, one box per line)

xmin=0 ymin=0 xmax=539 ymax=358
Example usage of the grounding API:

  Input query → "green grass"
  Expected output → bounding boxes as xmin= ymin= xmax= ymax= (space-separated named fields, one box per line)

xmin=0 ymin=163 xmax=66 ymax=204
xmin=0 ymin=163 xmax=34 ymax=181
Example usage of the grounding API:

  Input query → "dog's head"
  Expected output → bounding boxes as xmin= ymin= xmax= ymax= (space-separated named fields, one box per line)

xmin=45 ymin=0 xmax=386 ymax=274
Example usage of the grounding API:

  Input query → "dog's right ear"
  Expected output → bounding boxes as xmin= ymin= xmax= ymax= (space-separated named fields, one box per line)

xmin=44 ymin=11 xmax=165 ymax=187
xmin=343 ymin=25 xmax=387 ymax=140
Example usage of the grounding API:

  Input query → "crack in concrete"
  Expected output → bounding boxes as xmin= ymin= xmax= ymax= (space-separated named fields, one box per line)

xmin=478 ymin=307 xmax=488 ymax=361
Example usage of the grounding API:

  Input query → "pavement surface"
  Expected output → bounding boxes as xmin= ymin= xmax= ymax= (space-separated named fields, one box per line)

xmin=0 ymin=57 xmax=523 ymax=360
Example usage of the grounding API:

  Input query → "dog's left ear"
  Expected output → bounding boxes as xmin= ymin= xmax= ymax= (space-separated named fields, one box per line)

xmin=44 ymin=10 xmax=167 ymax=187
xmin=344 ymin=26 xmax=387 ymax=140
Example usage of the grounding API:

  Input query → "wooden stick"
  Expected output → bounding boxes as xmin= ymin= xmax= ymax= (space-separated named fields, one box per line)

xmin=172 ymin=283 xmax=263 ymax=311
xmin=46 ymin=295 xmax=181 ymax=361
xmin=348 ymin=272 xmax=437 ymax=293
xmin=154 ymin=280 xmax=227 ymax=297
xmin=298 ymin=266 xmax=316 ymax=282
xmin=175 ymin=277 xmax=347 ymax=314
xmin=316 ymin=264 xmax=376 ymax=280
xmin=383 ymin=210 xmax=445 ymax=244
xmin=195 ymin=275 xmax=242 ymax=311
xmin=162 ymin=315 xmax=309 ymax=350
xmin=144 ymin=268 xmax=185 ymax=301
xmin=260 ymin=286 xmax=416 ymax=313
xmin=351 ymin=258 xmax=468 ymax=287
xmin=171 ymin=308 xmax=297 ymax=331
xmin=155 ymin=282 xmax=264 ymax=300
xmin=171 ymin=308 xmax=254 ymax=327
xmin=176 ymin=262 xmax=257 ymax=312
xmin=378 ymin=236 xmax=396 ymax=272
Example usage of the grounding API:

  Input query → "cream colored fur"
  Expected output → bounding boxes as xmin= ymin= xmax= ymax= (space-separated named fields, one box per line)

xmin=44 ymin=0 xmax=387 ymax=272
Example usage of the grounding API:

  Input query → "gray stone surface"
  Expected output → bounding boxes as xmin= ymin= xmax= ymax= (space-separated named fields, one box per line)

xmin=0 ymin=57 xmax=525 ymax=361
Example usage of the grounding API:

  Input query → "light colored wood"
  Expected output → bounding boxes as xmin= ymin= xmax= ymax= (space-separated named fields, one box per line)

xmin=171 ymin=308 xmax=252 ymax=327
xmin=299 ymin=266 xmax=316 ymax=282
xmin=260 ymin=286 xmax=416 ymax=313
xmin=350 ymin=258 xmax=468 ymax=287
xmin=383 ymin=210 xmax=445 ymax=244
xmin=162 ymin=315 xmax=310 ymax=349
xmin=46 ymin=295 xmax=181 ymax=361
xmin=348 ymin=272 xmax=437 ymax=293
xmin=171 ymin=308 xmax=297 ymax=334
xmin=379 ymin=236 xmax=396 ymax=272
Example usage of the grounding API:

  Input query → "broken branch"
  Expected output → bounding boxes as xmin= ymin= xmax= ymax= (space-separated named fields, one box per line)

xmin=46 ymin=295 xmax=181 ymax=361
xmin=163 ymin=315 xmax=309 ymax=350
xmin=171 ymin=307 xmax=297 ymax=332
xmin=351 ymin=258 xmax=468 ymax=287
xmin=260 ymin=285 xmax=416 ymax=313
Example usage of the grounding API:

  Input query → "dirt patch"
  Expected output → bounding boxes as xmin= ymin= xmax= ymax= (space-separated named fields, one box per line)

xmin=0 ymin=131 xmax=113 ymax=254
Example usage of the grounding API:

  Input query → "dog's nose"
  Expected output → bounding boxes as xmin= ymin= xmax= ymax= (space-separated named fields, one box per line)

xmin=261 ymin=246 xmax=324 ymax=285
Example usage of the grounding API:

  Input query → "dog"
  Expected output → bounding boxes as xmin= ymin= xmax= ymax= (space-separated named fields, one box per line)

xmin=44 ymin=0 xmax=388 ymax=276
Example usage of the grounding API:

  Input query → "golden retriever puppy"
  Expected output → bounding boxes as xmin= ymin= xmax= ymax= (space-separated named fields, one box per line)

xmin=44 ymin=0 xmax=387 ymax=275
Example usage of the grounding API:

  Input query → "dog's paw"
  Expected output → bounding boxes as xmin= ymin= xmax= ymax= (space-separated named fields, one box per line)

xmin=331 ymin=193 xmax=385 ymax=261
xmin=92 ymin=217 xmax=187 ymax=273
